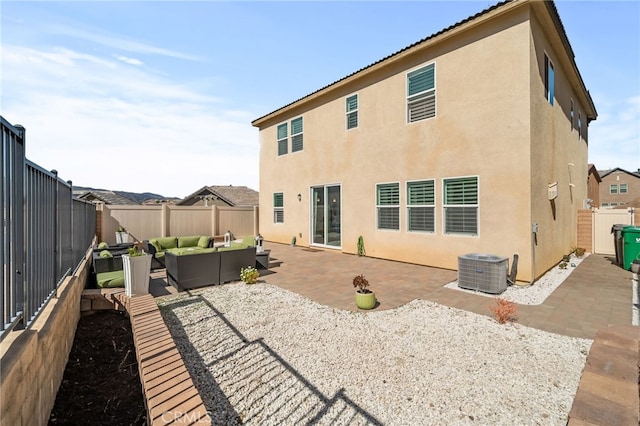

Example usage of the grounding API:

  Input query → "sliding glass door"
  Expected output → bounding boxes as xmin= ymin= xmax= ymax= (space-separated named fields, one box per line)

xmin=311 ymin=185 xmax=341 ymax=247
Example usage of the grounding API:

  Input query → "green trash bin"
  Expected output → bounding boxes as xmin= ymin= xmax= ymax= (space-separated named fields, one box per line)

xmin=621 ymin=226 xmax=640 ymax=270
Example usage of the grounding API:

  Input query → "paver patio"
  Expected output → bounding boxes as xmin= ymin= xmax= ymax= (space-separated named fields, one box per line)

xmin=151 ymin=242 xmax=635 ymax=340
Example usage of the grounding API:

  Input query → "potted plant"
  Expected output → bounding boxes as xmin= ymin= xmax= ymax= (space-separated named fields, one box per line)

xmin=353 ymin=274 xmax=376 ymax=310
xmin=122 ymin=242 xmax=152 ymax=296
xmin=115 ymin=226 xmax=129 ymax=244
xmin=240 ymin=266 xmax=260 ymax=284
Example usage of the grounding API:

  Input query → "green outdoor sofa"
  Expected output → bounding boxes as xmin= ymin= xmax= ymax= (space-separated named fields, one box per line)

xmin=146 ymin=235 xmax=213 ymax=269
xmin=93 ymin=249 xmax=125 ymax=288
xmin=165 ymin=236 xmax=258 ymax=291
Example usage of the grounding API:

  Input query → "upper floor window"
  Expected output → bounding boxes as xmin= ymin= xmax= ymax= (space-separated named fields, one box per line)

xmin=407 ymin=63 xmax=436 ymax=122
xmin=277 ymin=123 xmax=288 ymax=156
xmin=443 ymin=176 xmax=478 ymax=236
xmin=620 ymin=184 xmax=628 ymax=194
xmin=376 ymin=183 xmax=400 ymax=230
xmin=346 ymin=94 xmax=358 ymax=130
xmin=273 ymin=192 xmax=284 ymax=223
xmin=570 ymin=99 xmax=574 ymax=131
xmin=291 ymin=117 xmax=303 ymax=152
xmin=407 ymin=180 xmax=435 ymax=233
xmin=578 ymin=112 xmax=582 ymax=140
xmin=610 ymin=184 xmax=618 ymax=194
xmin=544 ymin=54 xmax=554 ymax=106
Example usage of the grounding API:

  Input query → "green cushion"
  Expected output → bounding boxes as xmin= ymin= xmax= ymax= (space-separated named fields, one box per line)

xmin=178 ymin=236 xmax=200 ymax=248
xmin=97 ymin=242 xmax=108 ymax=249
xmin=172 ymin=247 xmax=217 ymax=256
xmin=149 ymin=239 xmax=162 ymax=253
xmin=197 ymin=236 xmax=211 ymax=248
xmin=99 ymin=250 xmax=113 ymax=258
xmin=241 ymin=235 xmax=255 ymax=247
xmin=218 ymin=242 xmax=252 ymax=252
xmin=96 ymin=270 xmax=125 ymax=288
xmin=156 ymin=237 xmax=177 ymax=250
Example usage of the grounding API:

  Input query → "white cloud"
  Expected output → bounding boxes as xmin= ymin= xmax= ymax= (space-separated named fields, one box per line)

xmin=2 ymin=44 xmax=259 ymax=198
xmin=48 ymin=24 xmax=202 ymax=61
xmin=115 ymin=55 xmax=144 ymax=66
xmin=588 ymin=95 xmax=640 ymax=172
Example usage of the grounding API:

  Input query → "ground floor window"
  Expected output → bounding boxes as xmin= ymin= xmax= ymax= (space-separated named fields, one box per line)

xmin=407 ymin=180 xmax=435 ymax=232
xmin=377 ymin=182 xmax=400 ymax=230
xmin=443 ymin=176 xmax=478 ymax=236
xmin=273 ymin=192 xmax=284 ymax=223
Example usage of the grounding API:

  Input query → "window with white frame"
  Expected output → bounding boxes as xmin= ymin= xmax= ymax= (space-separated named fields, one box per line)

xmin=407 ymin=180 xmax=435 ymax=232
xmin=407 ymin=63 xmax=436 ymax=122
xmin=277 ymin=123 xmax=288 ymax=156
xmin=544 ymin=54 xmax=554 ymax=106
xmin=443 ymin=176 xmax=478 ymax=235
xmin=610 ymin=184 xmax=618 ymax=194
xmin=291 ymin=117 xmax=303 ymax=152
xmin=273 ymin=192 xmax=284 ymax=223
xmin=376 ymin=183 xmax=400 ymax=230
xmin=346 ymin=94 xmax=358 ymax=129
xmin=620 ymin=184 xmax=628 ymax=194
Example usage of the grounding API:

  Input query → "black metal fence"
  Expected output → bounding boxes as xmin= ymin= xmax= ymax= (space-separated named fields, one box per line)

xmin=2 ymin=116 xmax=96 ymax=341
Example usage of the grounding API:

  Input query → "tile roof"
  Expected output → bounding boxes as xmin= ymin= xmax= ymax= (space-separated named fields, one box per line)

xmin=76 ymin=190 xmax=139 ymax=205
xmin=179 ymin=185 xmax=259 ymax=207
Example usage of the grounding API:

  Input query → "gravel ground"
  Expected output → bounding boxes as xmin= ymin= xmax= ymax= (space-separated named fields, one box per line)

xmin=158 ymin=272 xmax=591 ymax=425
xmin=445 ymin=253 xmax=588 ymax=305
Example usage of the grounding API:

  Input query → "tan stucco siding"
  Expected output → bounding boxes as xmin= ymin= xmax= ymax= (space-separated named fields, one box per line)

xmin=260 ymin=13 xmax=537 ymax=279
xmin=529 ymin=9 xmax=589 ymax=278
xmin=258 ymin=3 xmax=592 ymax=283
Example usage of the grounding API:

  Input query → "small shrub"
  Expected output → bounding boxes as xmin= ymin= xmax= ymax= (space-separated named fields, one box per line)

xmin=489 ymin=298 xmax=517 ymax=324
xmin=353 ymin=274 xmax=371 ymax=294
xmin=562 ymin=254 xmax=571 ymax=262
xmin=128 ymin=241 xmax=147 ymax=257
xmin=573 ymin=247 xmax=586 ymax=257
xmin=240 ymin=266 xmax=260 ymax=284
xmin=357 ymin=235 xmax=366 ymax=257
xmin=559 ymin=261 xmax=568 ymax=269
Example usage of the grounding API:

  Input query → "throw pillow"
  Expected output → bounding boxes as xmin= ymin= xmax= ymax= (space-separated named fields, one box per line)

xmin=197 ymin=236 xmax=211 ymax=248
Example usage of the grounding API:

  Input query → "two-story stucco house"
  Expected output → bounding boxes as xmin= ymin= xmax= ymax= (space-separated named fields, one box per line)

xmin=252 ymin=0 xmax=597 ymax=283
xmin=598 ymin=168 xmax=640 ymax=208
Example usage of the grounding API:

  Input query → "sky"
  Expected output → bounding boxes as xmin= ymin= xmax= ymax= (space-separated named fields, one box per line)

xmin=2 ymin=1 xmax=639 ymax=198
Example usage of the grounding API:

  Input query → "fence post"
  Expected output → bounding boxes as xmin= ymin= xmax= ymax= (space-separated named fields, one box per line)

xmin=253 ymin=205 xmax=259 ymax=236
xmin=161 ymin=203 xmax=170 ymax=237
xmin=211 ymin=205 xmax=219 ymax=236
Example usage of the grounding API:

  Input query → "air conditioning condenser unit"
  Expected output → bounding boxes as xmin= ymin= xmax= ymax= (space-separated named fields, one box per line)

xmin=458 ymin=253 xmax=509 ymax=294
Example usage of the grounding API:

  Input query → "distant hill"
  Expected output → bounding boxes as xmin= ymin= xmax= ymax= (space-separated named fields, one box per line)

xmin=73 ymin=186 xmax=177 ymax=204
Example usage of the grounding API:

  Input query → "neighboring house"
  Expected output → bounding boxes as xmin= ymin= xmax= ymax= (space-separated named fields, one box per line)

xmin=598 ymin=168 xmax=640 ymax=208
xmin=586 ymin=164 xmax=601 ymax=208
xmin=141 ymin=198 xmax=180 ymax=205
xmin=251 ymin=0 xmax=597 ymax=282
xmin=75 ymin=190 xmax=139 ymax=205
xmin=178 ymin=185 xmax=259 ymax=207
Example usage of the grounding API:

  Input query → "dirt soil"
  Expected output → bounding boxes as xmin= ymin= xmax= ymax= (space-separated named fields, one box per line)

xmin=49 ymin=310 xmax=146 ymax=425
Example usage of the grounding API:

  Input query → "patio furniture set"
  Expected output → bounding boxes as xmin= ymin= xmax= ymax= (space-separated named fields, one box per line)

xmin=91 ymin=235 xmax=270 ymax=292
